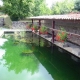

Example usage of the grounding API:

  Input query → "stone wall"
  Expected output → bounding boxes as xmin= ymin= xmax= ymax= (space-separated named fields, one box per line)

xmin=1 ymin=16 xmax=79 ymax=45
xmin=0 ymin=17 xmax=4 ymax=26
xmin=44 ymin=19 xmax=80 ymax=46
xmin=12 ymin=21 xmax=28 ymax=29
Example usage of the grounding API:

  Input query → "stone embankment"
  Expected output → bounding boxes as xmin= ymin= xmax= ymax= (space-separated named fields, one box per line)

xmin=12 ymin=21 xmax=28 ymax=29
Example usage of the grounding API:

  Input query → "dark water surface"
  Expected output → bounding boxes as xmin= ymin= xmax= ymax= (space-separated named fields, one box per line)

xmin=0 ymin=33 xmax=80 ymax=80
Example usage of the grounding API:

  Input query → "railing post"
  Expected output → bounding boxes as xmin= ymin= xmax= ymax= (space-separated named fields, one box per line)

xmin=32 ymin=19 xmax=33 ymax=44
xmin=39 ymin=19 xmax=41 ymax=47
xmin=39 ymin=19 xmax=41 ymax=29
xmin=51 ymin=20 xmax=55 ymax=53
xmin=32 ymin=19 xmax=33 ymax=25
xmin=52 ymin=20 xmax=55 ymax=43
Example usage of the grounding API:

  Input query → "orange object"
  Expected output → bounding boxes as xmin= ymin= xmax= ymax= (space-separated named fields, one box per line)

xmin=56 ymin=35 xmax=60 ymax=41
xmin=31 ymin=27 xmax=35 ymax=31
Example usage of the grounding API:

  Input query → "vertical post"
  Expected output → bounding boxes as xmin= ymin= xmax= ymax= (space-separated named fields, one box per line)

xmin=39 ymin=19 xmax=41 ymax=29
xmin=51 ymin=20 xmax=55 ymax=53
xmin=32 ymin=19 xmax=33 ymax=25
xmin=39 ymin=19 xmax=41 ymax=47
xmin=52 ymin=20 xmax=55 ymax=43
xmin=32 ymin=19 xmax=33 ymax=44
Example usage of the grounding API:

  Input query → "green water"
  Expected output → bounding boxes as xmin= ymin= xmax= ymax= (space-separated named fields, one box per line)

xmin=33 ymin=46 xmax=80 ymax=80
xmin=0 ymin=33 xmax=80 ymax=80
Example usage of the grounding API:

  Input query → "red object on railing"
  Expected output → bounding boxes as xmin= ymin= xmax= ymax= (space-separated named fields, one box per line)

xmin=55 ymin=35 xmax=65 ymax=42
xmin=55 ymin=35 xmax=60 ymax=41
xmin=31 ymin=27 xmax=35 ymax=31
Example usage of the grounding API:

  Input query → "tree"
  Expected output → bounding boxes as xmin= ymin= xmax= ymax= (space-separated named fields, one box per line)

xmin=32 ymin=0 xmax=51 ymax=16
xmin=51 ymin=0 xmax=74 ymax=14
xmin=2 ymin=0 xmax=34 ymax=20
xmin=74 ymin=0 xmax=80 ymax=11
xmin=39 ymin=2 xmax=51 ymax=15
xmin=2 ymin=0 xmax=51 ymax=20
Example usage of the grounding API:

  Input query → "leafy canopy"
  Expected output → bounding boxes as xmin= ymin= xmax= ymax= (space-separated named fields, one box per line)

xmin=51 ymin=0 xmax=74 ymax=14
xmin=2 ymin=0 xmax=51 ymax=20
xmin=2 ymin=0 xmax=34 ymax=20
xmin=74 ymin=0 xmax=80 ymax=11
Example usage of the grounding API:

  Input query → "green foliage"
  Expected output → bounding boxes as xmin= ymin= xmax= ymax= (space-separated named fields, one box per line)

xmin=40 ymin=26 xmax=48 ymax=33
xmin=0 ymin=6 xmax=4 ymax=13
xmin=58 ymin=27 xmax=67 ymax=41
xmin=51 ymin=0 xmax=75 ymax=14
xmin=2 ymin=0 xmax=51 ymax=20
xmin=2 ymin=0 xmax=34 ymax=20
xmin=29 ymin=23 xmax=33 ymax=27
xmin=33 ymin=25 xmax=38 ymax=30
xmin=74 ymin=0 xmax=80 ymax=11
xmin=4 ymin=15 xmax=12 ymax=28
xmin=32 ymin=0 xmax=51 ymax=16
xmin=40 ymin=39 xmax=44 ymax=47
xmin=23 ymin=49 xmax=33 ymax=54
xmin=61 ymin=29 xmax=67 ymax=40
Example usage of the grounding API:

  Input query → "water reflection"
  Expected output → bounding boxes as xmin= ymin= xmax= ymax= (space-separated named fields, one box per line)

xmin=0 ymin=49 xmax=5 ymax=59
xmin=1 ymin=32 xmax=80 ymax=80
xmin=33 ymin=46 xmax=80 ymax=80
xmin=0 ymin=38 xmax=7 ymax=46
xmin=1 ymin=38 xmax=39 ymax=74
xmin=0 ymin=36 xmax=54 ymax=80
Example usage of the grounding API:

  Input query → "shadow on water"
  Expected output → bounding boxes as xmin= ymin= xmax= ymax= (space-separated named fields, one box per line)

xmin=33 ymin=45 xmax=80 ymax=80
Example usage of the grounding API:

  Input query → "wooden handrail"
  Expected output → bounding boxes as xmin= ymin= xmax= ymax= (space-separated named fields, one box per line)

xmin=49 ymin=28 xmax=80 ymax=37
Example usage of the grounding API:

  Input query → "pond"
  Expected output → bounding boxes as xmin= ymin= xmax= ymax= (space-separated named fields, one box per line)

xmin=0 ymin=32 xmax=80 ymax=80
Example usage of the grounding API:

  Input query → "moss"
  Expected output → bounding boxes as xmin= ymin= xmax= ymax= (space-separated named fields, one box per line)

xmin=13 ymin=40 xmax=19 ymax=44
xmin=20 ymin=39 xmax=27 ymax=43
xmin=22 ymin=50 xmax=33 ymax=54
